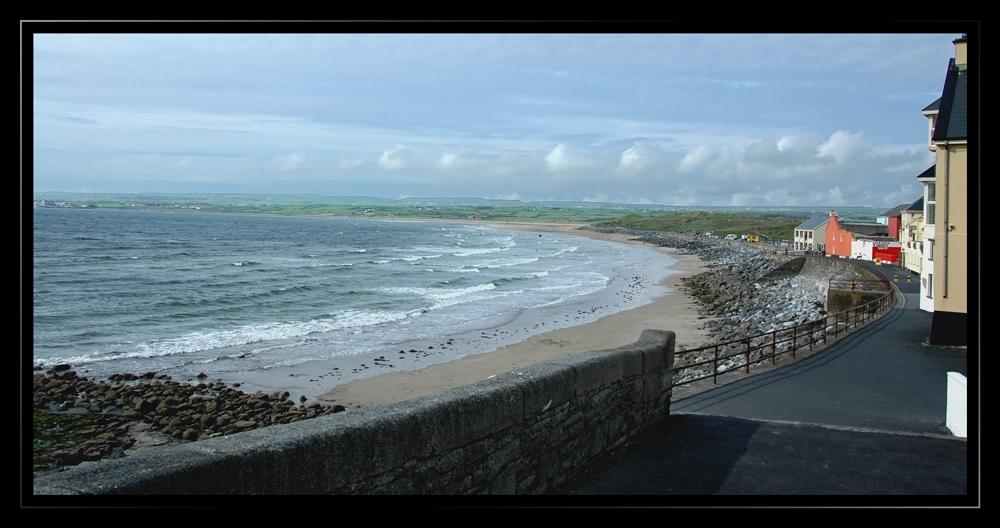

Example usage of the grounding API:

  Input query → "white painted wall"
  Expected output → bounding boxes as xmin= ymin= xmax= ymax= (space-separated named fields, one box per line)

xmin=947 ymin=372 xmax=966 ymax=438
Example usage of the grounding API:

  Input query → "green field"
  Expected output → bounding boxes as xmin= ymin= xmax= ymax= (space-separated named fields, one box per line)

xmin=593 ymin=211 xmax=804 ymax=242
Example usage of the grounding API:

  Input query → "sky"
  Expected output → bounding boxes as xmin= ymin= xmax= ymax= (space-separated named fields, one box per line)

xmin=30 ymin=29 xmax=971 ymax=207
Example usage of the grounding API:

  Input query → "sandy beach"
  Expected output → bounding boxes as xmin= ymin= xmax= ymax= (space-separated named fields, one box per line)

xmin=316 ymin=222 xmax=710 ymax=408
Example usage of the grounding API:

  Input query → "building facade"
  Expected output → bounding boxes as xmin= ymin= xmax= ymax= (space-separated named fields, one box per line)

xmin=898 ymin=195 xmax=924 ymax=276
xmin=825 ymin=211 xmax=888 ymax=260
xmin=920 ymin=35 xmax=969 ymax=345
xmin=793 ymin=216 xmax=830 ymax=252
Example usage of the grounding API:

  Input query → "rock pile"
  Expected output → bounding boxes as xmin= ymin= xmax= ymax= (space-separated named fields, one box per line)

xmin=583 ymin=227 xmax=876 ymax=381
xmin=32 ymin=364 xmax=346 ymax=473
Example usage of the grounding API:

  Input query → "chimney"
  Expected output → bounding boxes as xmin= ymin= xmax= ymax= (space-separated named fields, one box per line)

xmin=954 ymin=34 xmax=967 ymax=69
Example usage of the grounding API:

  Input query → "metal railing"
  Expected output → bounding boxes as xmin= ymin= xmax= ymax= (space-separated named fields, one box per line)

xmin=671 ymin=260 xmax=896 ymax=389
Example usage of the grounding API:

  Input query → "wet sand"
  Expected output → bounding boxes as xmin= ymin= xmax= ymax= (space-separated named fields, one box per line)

xmin=315 ymin=222 xmax=710 ymax=408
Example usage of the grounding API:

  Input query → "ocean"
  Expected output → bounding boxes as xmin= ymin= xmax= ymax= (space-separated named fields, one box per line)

xmin=32 ymin=208 xmax=677 ymax=395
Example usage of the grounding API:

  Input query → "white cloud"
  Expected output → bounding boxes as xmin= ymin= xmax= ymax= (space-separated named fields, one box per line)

xmin=617 ymin=142 xmax=665 ymax=175
xmin=545 ymin=144 xmax=590 ymax=172
xmin=678 ymin=145 xmax=712 ymax=174
xmin=378 ymin=145 xmax=407 ymax=170
xmin=277 ymin=151 xmax=310 ymax=172
xmin=495 ymin=192 xmax=521 ymax=201
xmin=435 ymin=150 xmax=481 ymax=171
xmin=818 ymin=131 xmax=867 ymax=165
xmin=776 ymin=136 xmax=796 ymax=152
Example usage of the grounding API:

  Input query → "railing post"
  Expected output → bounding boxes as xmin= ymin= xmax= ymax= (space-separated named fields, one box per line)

xmin=713 ymin=344 xmax=719 ymax=385
xmin=771 ymin=330 xmax=776 ymax=366
xmin=744 ymin=338 xmax=750 ymax=374
xmin=791 ymin=325 xmax=797 ymax=360
xmin=809 ymin=320 xmax=815 ymax=352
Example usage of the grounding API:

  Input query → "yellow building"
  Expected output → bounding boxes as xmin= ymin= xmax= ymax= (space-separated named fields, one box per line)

xmin=898 ymin=194 xmax=924 ymax=276
xmin=921 ymin=35 xmax=969 ymax=346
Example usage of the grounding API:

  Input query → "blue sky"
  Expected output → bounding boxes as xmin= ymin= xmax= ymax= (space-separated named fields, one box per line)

xmin=31 ymin=30 xmax=967 ymax=207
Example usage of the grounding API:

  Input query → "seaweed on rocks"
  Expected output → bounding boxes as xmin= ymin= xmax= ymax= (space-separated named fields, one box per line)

xmin=31 ymin=365 xmax=347 ymax=473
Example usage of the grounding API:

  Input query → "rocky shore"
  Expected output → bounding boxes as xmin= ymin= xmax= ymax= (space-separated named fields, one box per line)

xmin=31 ymin=364 xmax=346 ymax=473
xmin=583 ymin=227 xmax=875 ymax=380
xmin=585 ymin=227 xmax=825 ymax=338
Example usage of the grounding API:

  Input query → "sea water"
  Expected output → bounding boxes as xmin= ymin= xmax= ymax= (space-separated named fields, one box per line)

xmin=32 ymin=208 xmax=677 ymax=388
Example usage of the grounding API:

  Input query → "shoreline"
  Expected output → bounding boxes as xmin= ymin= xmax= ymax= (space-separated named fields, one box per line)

xmin=63 ymin=218 xmax=710 ymax=410
xmin=314 ymin=222 xmax=710 ymax=408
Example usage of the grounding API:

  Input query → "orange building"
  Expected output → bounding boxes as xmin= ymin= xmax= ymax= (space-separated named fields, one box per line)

xmin=825 ymin=211 xmax=889 ymax=259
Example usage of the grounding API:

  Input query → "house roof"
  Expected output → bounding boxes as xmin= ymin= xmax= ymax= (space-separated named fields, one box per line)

xmin=922 ymin=97 xmax=941 ymax=113
xmin=906 ymin=197 xmax=924 ymax=212
xmin=880 ymin=204 xmax=910 ymax=218
xmin=795 ymin=216 xmax=830 ymax=231
xmin=840 ymin=223 xmax=889 ymax=237
xmin=932 ymin=58 xmax=967 ymax=141
xmin=916 ymin=165 xmax=936 ymax=181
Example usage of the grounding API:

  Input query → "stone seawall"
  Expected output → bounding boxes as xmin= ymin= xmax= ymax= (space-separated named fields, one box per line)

xmin=34 ymin=330 xmax=675 ymax=495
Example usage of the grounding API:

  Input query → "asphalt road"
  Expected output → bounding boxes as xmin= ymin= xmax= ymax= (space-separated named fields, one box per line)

xmin=557 ymin=262 xmax=974 ymax=503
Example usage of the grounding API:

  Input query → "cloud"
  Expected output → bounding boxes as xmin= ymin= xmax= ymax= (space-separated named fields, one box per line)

xmin=545 ymin=144 xmax=590 ymax=172
xmin=435 ymin=150 xmax=480 ymax=171
xmin=617 ymin=142 xmax=665 ymax=175
xmin=678 ymin=145 xmax=712 ymax=174
xmin=277 ymin=151 xmax=310 ymax=172
xmin=378 ymin=145 xmax=407 ymax=170
xmin=818 ymin=131 xmax=868 ymax=165
xmin=882 ymin=184 xmax=920 ymax=208
xmin=495 ymin=192 xmax=521 ymax=201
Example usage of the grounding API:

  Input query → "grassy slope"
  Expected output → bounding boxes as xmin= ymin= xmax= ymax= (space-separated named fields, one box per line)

xmin=594 ymin=211 xmax=802 ymax=242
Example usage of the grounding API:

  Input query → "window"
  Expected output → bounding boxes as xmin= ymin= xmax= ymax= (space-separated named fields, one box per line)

xmin=925 ymin=183 xmax=936 ymax=225
xmin=928 ymin=238 xmax=934 ymax=261
xmin=926 ymin=273 xmax=933 ymax=298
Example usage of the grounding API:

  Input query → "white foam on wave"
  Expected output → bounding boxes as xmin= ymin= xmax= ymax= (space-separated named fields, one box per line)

xmin=453 ymin=246 xmax=510 ymax=257
xmin=381 ymin=282 xmax=497 ymax=302
xmin=477 ymin=257 xmax=539 ymax=268
xmin=41 ymin=309 xmax=411 ymax=366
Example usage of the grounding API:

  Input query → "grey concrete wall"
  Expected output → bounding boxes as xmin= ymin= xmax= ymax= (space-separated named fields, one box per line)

xmin=34 ymin=330 xmax=675 ymax=495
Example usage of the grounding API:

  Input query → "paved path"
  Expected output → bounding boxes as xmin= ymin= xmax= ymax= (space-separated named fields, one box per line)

xmin=559 ymin=262 xmax=973 ymax=501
